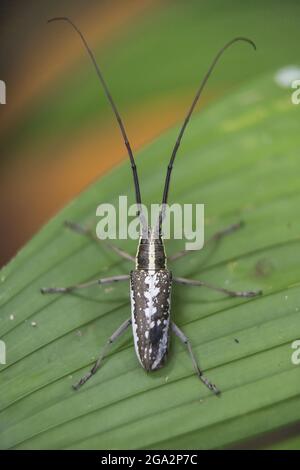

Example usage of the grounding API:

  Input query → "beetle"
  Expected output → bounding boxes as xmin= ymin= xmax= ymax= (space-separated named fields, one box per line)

xmin=42 ymin=17 xmax=262 ymax=394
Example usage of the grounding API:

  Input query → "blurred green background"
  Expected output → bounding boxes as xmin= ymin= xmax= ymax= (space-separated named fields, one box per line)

xmin=1 ymin=0 xmax=300 ymax=266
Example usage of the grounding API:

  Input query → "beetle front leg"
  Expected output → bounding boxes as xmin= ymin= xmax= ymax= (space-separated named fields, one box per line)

xmin=64 ymin=220 xmax=135 ymax=263
xmin=172 ymin=322 xmax=220 ymax=396
xmin=41 ymin=274 xmax=130 ymax=294
xmin=170 ymin=221 xmax=244 ymax=262
xmin=174 ymin=276 xmax=262 ymax=298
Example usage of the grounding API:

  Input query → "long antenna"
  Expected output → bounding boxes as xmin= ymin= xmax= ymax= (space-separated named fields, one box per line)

xmin=48 ymin=17 xmax=145 ymax=220
xmin=160 ymin=37 xmax=256 ymax=212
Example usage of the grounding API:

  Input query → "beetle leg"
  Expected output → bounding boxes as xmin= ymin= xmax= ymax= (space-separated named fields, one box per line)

xmin=174 ymin=276 xmax=262 ymax=298
xmin=64 ymin=220 xmax=135 ymax=263
xmin=207 ymin=220 xmax=244 ymax=242
xmin=73 ymin=318 xmax=132 ymax=390
xmin=41 ymin=274 xmax=130 ymax=294
xmin=169 ymin=221 xmax=244 ymax=262
xmin=172 ymin=322 xmax=220 ymax=396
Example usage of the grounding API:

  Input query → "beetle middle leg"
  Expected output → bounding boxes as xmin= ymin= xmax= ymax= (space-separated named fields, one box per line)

xmin=73 ymin=317 xmax=132 ymax=390
xmin=41 ymin=274 xmax=130 ymax=294
xmin=174 ymin=276 xmax=262 ymax=298
xmin=172 ymin=322 xmax=220 ymax=395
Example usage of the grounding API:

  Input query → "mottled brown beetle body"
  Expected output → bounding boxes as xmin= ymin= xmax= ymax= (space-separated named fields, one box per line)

xmin=130 ymin=232 xmax=172 ymax=371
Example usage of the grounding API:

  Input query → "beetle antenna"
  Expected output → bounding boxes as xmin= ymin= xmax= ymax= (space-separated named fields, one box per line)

xmin=158 ymin=37 xmax=256 ymax=234
xmin=48 ymin=17 xmax=148 ymax=233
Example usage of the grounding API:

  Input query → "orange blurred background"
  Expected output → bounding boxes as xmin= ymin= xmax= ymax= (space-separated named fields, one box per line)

xmin=0 ymin=0 xmax=170 ymax=266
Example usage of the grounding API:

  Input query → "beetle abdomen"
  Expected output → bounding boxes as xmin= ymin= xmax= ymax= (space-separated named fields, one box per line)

xmin=130 ymin=269 xmax=172 ymax=371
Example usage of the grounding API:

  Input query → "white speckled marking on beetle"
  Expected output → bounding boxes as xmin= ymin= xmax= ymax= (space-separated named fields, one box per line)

xmin=130 ymin=266 xmax=172 ymax=371
xmin=144 ymin=273 xmax=160 ymax=319
xmin=131 ymin=284 xmax=143 ymax=367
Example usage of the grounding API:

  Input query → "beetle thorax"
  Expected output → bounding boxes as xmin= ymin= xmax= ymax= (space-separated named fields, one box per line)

xmin=136 ymin=231 xmax=166 ymax=271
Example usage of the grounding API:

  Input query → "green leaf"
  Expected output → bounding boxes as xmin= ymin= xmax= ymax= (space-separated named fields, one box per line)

xmin=1 ymin=72 xmax=300 ymax=450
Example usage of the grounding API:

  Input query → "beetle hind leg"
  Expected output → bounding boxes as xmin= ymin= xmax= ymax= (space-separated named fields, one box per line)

xmin=172 ymin=322 xmax=220 ymax=396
